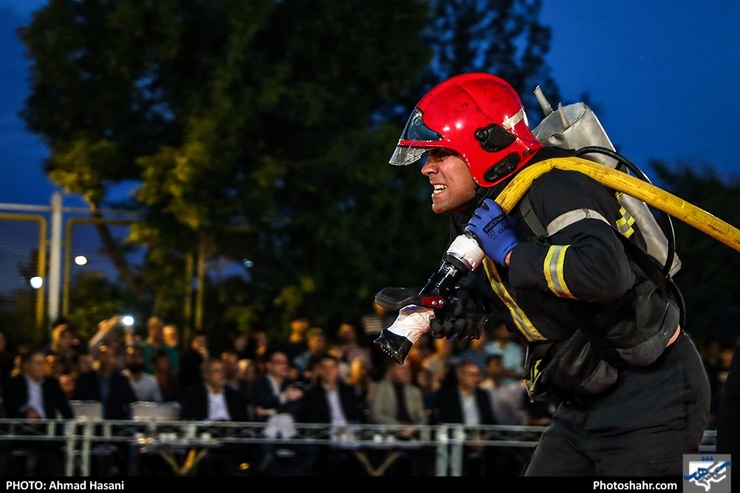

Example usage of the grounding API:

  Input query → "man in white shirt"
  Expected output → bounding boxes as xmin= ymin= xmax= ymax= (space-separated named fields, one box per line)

xmin=5 ymin=349 xmax=74 ymax=420
xmin=251 ymin=350 xmax=305 ymax=421
xmin=205 ymin=360 xmax=230 ymax=421
xmin=178 ymin=358 xmax=252 ymax=475
xmin=432 ymin=359 xmax=523 ymax=476
xmin=305 ymin=355 xmax=353 ymax=419
xmin=180 ymin=358 xmax=248 ymax=421
xmin=299 ymin=354 xmax=358 ymax=476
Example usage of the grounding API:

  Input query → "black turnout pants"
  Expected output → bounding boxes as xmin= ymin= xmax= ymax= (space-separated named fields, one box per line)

xmin=525 ymin=333 xmax=710 ymax=476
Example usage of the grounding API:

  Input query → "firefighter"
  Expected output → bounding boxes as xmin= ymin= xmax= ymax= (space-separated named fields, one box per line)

xmin=386 ymin=72 xmax=710 ymax=476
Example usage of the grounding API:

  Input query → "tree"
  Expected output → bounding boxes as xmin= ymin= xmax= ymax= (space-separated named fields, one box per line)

xmin=19 ymin=0 xmax=560 ymax=335
xmin=649 ymin=160 xmax=740 ymax=346
xmin=19 ymin=0 xmax=433 ymax=329
xmin=390 ymin=0 xmax=560 ymax=124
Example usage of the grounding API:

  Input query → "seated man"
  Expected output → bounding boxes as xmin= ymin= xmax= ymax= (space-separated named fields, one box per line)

xmin=73 ymin=343 xmax=137 ymax=420
xmin=220 ymin=349 xmax=252 ymax=418
xmin=180 ymin=358 xmax=249 ymax=421
xmin=251 ymin=350 xmax=306 ymax=421
xmin=369 ymin=360 xmax=428 ymax=437
xmin=300 ymin=353 xmax=361 ymax=476
xmin=432 ymin=359 xmax=524 ymax=476
xmin=4 ymin=348 xmax=73 ymax=476
xmin=72 ymin=343 xmax=137 ymax=476
xmin=179 ymin=358 xmax=253 ymax=475
xmin=122 ymin=344 xmax=163 ymax=402
xmin=479 ymin=353 xmax=528 ymax=426
xmin=251 ymin=350 xmax=315 ymax=476
xmin=368 ymin=360 xmax=428 ymax=476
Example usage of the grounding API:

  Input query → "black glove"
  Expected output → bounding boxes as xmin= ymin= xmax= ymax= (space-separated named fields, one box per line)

xmin=430 ymin=288 xmax=487 ymax=341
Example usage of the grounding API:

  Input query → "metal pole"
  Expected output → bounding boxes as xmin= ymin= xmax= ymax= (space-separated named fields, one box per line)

xmin=62 ymin=218 xmax=74 ymax=316
xmin=65 ymin=420 xmax=76 ymax=476
xmin=36 ymin=218 xmax=48 ymax=333
xmin=82 ymin=421 xmax=92 ymax=476
xmin=449 ymin=425 xmax=465 ymax=477
xmin=47 ymin=193 xmax=63 ymax=327
xmin=435 ymin=425 xmax=449 ymax=476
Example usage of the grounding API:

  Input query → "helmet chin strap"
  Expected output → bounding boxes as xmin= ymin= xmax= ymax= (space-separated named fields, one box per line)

xmin=454 ymin=187 xmax=498 ymax=234
xmin=474 ymin=183 xmax=497 ymax=203
xmin=463 ymin=181 xmax=504 ymax=217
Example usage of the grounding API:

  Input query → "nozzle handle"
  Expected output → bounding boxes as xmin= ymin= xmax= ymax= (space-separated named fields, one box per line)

xmin=374 ymin=286 xmax=447 ymax=311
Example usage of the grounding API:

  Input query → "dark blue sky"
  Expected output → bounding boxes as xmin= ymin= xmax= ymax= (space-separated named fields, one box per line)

xmin=1 ymin=0 xmax=738 ymax=209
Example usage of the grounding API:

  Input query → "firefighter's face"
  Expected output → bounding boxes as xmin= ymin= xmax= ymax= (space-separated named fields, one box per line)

xmin=421 ymin=148 xmax=477 ymax=214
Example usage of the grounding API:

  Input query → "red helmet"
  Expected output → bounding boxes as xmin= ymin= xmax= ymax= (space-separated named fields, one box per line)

xmin=389 ymin=73 xmax=542 ymax=187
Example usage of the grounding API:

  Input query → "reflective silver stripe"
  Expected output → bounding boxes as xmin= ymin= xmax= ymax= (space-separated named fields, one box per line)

xmin=544 ymin=245 xmax=575 ymax=299
xmin=545 ymin=208 xmax=611 ymax=236
xmin=502 ymin=107 xmax=525 ymax=130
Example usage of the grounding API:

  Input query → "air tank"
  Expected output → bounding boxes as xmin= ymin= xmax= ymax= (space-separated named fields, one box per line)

xmin=531 ymin=87 xmax=681 ymax=276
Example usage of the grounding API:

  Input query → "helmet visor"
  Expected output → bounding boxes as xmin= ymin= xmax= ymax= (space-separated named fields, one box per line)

xmin=388 ymin=108 xmax=442 ymax=166
xmin=389 ymin=145 xmax=427 ymax=166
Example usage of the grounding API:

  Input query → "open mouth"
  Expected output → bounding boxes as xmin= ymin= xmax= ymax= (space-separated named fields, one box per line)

xmin=433 ymin=184 xmax=447 ymax=194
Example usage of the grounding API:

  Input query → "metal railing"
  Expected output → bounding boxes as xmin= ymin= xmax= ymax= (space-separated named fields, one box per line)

xmin=0 ymin=418 xmax=717 ymax=477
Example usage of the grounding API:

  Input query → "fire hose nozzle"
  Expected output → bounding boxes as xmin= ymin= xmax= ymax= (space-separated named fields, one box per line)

xmin=373 ymin=235 xmax=485 ymax=364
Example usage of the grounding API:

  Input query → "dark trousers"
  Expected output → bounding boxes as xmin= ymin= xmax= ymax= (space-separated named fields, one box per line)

xmin=462 ymin=446 xmax=528 ymax=477
xmin=525 ymin=334 xmax=710 ymax=476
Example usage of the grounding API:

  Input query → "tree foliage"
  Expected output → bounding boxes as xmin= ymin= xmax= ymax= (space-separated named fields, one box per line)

xmin=19 ymin=0 xmax=560 ymax=336
xmin=423 ymin=0 xmax=559 ymax=113
xmin=650 ymin=160 xmax=740 ymax=345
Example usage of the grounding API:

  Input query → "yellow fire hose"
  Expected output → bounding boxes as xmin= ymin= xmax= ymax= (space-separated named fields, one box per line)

xmin=496 ymin=157 xmax=740 ymax=254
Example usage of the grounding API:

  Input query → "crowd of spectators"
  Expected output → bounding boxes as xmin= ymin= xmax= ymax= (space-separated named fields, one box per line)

xmin=0 ymin=310 xmax=734 ymax=478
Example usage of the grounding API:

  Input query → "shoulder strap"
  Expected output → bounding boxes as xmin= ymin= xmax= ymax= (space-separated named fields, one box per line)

xmin=514 ymin=196 xmax=625 ymax=367
xmin=516 ymin=193 xmax=548 ymax=241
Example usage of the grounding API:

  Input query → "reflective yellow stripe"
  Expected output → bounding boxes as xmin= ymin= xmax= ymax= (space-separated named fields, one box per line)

xmin=483 ymin=258 xmax=545 ymax=342
xmin=613 ymin=193 xmax=635 ymax=238
xmin=525 ymin=359 xmax=543 ymax=397
xmin=544 ymin=245 xmax=576 ymax=299
xmin=616 ymin=205 xmax=635 ymax=238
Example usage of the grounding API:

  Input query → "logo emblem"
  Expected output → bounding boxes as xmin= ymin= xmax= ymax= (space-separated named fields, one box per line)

xmin=683 ymin=454 xmax=732 ymax=493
